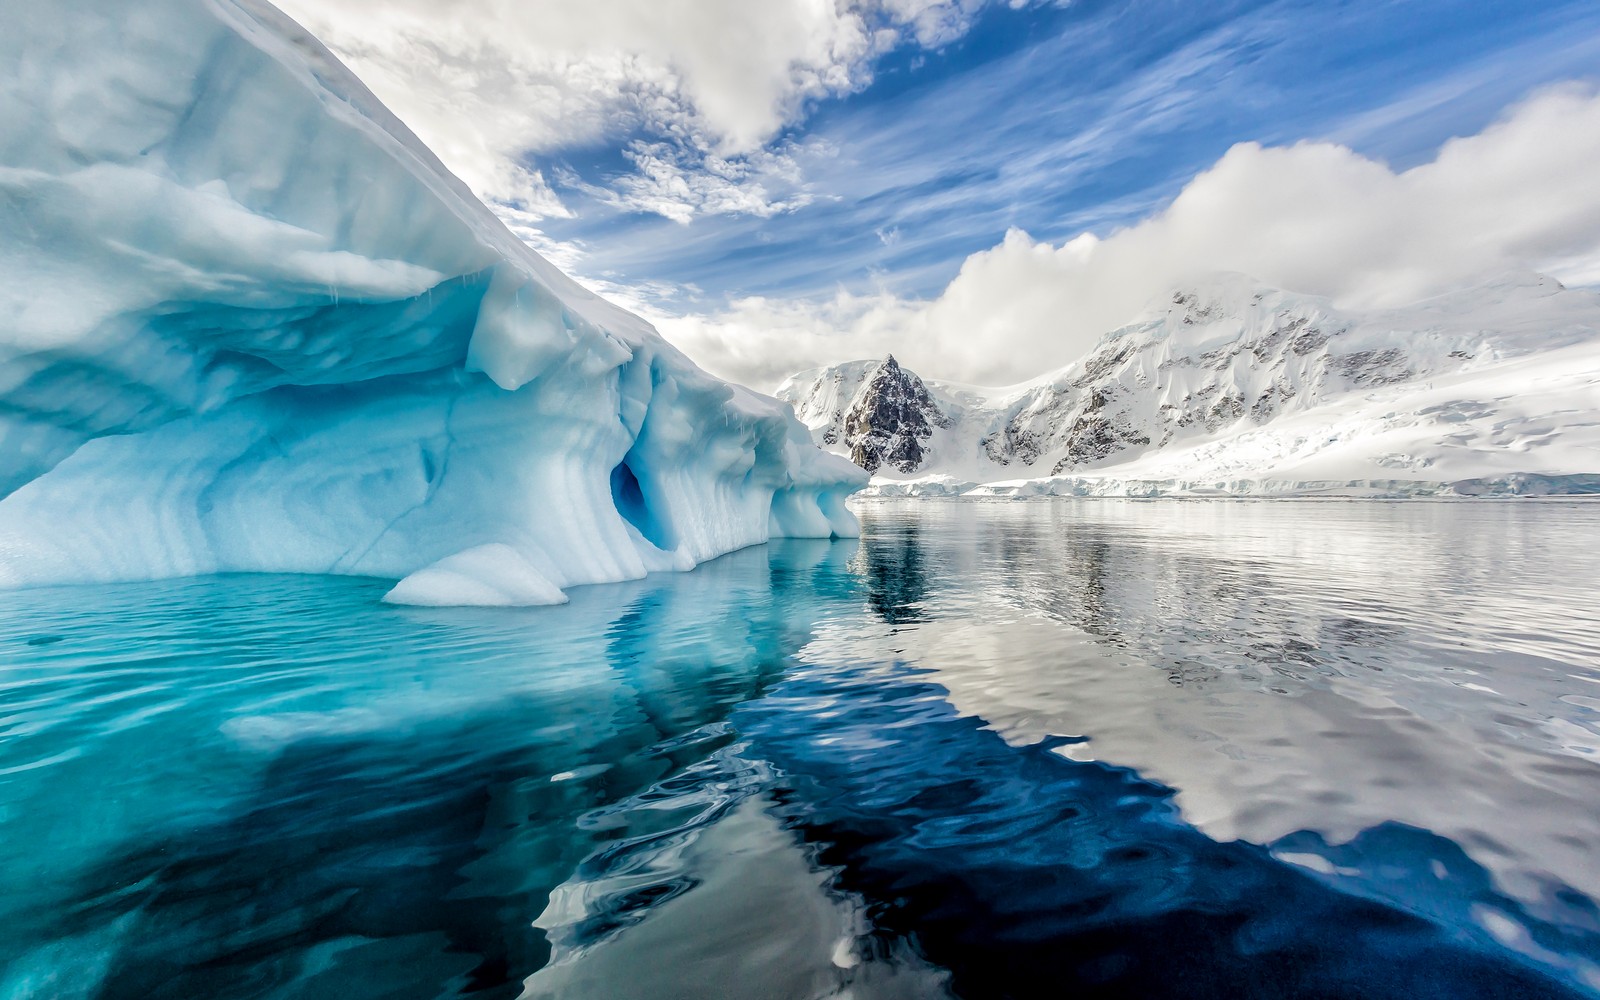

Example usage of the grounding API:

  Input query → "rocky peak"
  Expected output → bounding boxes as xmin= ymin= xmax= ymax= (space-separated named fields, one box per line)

xmin=840 ymin=355 xmax=951 ymax=473
xmin=777 ymin=272 xmax=1594 ymax=489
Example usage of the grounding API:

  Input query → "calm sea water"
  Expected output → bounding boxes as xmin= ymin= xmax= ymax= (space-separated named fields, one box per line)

xmin=3 ymin=500 xmax=1600 ymax=999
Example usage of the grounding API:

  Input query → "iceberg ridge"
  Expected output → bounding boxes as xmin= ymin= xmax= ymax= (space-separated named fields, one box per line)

xmin=0 ymin=0 xmax=864 ymax=605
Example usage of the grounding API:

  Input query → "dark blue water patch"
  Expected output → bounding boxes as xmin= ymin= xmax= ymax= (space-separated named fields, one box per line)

xmin=734 ymin=660 xmax=1600 ymax=999
xmin=1269 ymin=824 xmax=1600 ymax=975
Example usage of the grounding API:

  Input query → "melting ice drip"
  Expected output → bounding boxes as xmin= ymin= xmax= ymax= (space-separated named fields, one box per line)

xmin=0 ymin=0 xmax=863 ymax=605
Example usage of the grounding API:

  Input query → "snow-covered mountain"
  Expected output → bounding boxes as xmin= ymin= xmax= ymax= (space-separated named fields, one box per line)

xmin=0 ymin=0 xmax=863 ymax=605
xmin=788 ymin=355 xmax=953 ymax=473
xmin=776 ymin=273 xmax=1600 ymax=497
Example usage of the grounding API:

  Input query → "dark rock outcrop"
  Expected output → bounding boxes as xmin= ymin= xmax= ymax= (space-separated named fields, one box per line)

xmin=841 ymin=356 xmax=951 ymax=473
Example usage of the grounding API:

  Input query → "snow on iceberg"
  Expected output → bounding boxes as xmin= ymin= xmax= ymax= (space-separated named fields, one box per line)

xmin=0 ymin=0 xmax=863 ymax=605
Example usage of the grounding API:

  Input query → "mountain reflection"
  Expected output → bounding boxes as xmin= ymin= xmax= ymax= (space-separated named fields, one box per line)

xmin=857 ymin=518 xmax=933 ymax=625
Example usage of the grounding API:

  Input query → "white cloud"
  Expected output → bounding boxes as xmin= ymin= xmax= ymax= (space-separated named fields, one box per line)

xmin=599 ymin=138 xmax=825 ymax=224
xmin=655 ymin=84 xmax=1600 ymax=390
xmin=881 ymin=0 xmax=991 ymax=46
xmin=881 ymin=0 xmax=1060 ymax=46
xmin=273 ymin=0 xmax=1025 ymax=223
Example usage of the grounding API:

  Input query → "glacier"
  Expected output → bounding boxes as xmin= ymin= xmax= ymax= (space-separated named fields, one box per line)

xmin=779 ymin=272 xmax=1600 ymax=498
xmin=0 ymin=0 xmax=864 ymax=605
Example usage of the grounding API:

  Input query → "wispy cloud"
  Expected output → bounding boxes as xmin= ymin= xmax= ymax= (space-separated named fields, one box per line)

xmin=657 ymin=86 xmax=1600 ymax=390
xmin=596 ymin=137 xmax=825 ymax=223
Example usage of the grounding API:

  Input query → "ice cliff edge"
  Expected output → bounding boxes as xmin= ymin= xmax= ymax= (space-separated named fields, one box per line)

xmin=0 ymin=0 xmax=864 ymax=605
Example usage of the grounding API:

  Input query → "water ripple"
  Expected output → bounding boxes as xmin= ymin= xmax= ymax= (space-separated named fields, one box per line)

xmin=2 ymin=504 xmax=1598 ymax=997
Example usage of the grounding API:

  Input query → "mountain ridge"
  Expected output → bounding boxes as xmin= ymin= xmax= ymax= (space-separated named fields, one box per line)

xmin=775 ymin=272 xmax=1600 ymax=497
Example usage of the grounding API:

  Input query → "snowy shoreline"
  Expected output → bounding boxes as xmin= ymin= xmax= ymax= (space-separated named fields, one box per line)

xmin=851 ymin=472 xmax=1600 ymax=501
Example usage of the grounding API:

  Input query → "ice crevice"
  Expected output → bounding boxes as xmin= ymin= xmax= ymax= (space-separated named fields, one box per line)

xmin=0 ymin=0 xmax=865 ymax=606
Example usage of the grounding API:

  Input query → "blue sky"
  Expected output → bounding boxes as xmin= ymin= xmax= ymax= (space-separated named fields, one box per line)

xmin=288 ymin=0 xmax=1600 ymax=385
xmin=528 ymin=0 xmax=1600 ymax=307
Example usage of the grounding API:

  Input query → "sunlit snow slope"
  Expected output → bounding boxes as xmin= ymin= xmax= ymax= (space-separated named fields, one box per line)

xmin=778 ymin=274 xmax=1600 ymax=497
xmin=0 ymin=0 xmax=863 ymax=604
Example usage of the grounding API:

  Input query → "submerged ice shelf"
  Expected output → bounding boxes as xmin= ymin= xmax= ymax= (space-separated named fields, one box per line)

xmin=0 ymin=0 xmax=863 ymax=605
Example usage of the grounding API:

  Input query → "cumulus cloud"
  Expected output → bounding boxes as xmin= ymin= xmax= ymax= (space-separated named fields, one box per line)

xmin=274 ymin=0 xmax=1027 ymax=222
xmin=653 ymin=84 xmax=1600 ymax=389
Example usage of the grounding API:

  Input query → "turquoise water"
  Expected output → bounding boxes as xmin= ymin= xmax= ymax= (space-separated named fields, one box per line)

xmin=3 ymin=500 xmax=1599 ymax=998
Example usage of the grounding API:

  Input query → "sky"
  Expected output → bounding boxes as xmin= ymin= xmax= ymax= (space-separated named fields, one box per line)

xmin=276 ymin=0 xmax=1600 ymax=389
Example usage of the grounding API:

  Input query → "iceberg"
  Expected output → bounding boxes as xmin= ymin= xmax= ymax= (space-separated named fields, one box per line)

xmin=0 ymin=0 xmax=863 ymax=605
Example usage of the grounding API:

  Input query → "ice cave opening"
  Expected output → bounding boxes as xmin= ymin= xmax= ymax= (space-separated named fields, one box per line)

xmin=611 ymin=457 xmax=674 ymax=553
